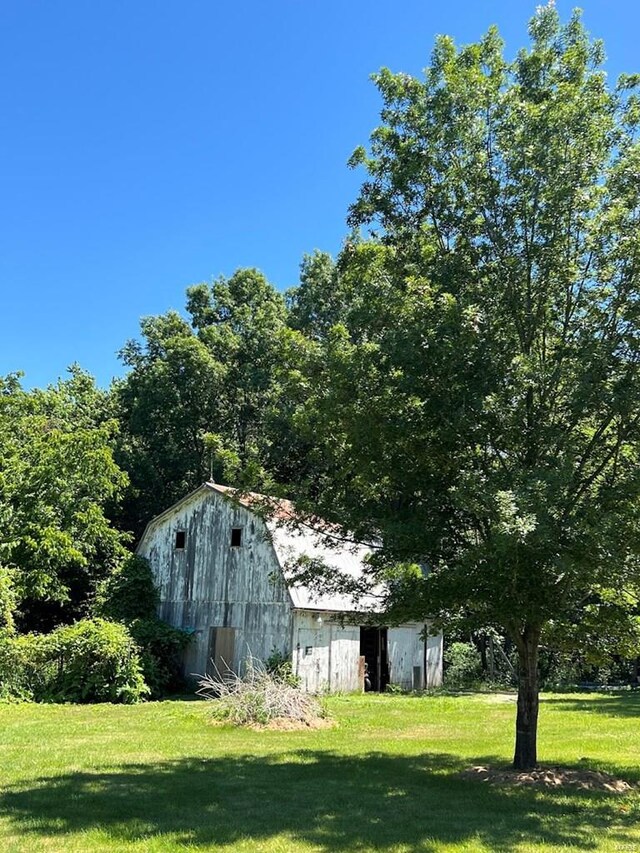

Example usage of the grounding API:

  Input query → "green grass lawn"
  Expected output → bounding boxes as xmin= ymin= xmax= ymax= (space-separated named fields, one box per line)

xmin=0 ymin=692 xmax=638 ymax=852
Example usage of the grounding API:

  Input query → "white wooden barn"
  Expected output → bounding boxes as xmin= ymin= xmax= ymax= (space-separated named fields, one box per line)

xmin=137 ymin=482 xmax=443 ymax=693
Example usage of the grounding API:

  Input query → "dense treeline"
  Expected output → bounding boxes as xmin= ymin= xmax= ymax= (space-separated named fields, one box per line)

xmin=0 ymin=250 xmax=351 ymax=626
xmin=0 ymin=251 xmax=351 ymax=698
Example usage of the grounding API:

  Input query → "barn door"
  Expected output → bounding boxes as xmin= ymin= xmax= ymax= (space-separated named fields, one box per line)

xmin=296 ymin=624 xmax=330 ymax=693
xmin=207 ymin=627 xmax=236 ymax=679
xmin=360 ymin=627 xmax=389 ymax=692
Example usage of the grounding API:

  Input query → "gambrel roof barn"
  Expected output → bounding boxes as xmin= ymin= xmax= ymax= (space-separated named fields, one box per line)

xmin=137 ymin=482 xmax=443 ymax=692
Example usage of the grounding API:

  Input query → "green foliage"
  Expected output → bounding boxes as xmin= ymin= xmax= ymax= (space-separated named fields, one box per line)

xmin=0 ymin=368 xmax=128 ymax=632
xmin=94 ymin=554 xmax=159 ymax=623
xmin=286 ymin=251 xmax=354 ymax=341
xmin=544 ymin=591 xmax=640 ymax=667
xmin=288 ymin=7 xmax=640 ymax=767
xmin=0 ymin=618 xmax=147 ymax=703
xmin=0 ymin=630 xmax=30 ymax=700
xmin=128 ymin=618 xmax=191 ymax=698
xmin=265 ymin=647 xmax=300 ymax=687
xmin=114 ymin=269 xmax=294 ymax=536
xmin=538 ymin=650 xmax=583 ymax=690
xmin=444 ymin=642 xmax=483 ymax=689
xmin=538 ymin=648 xmax=639 ymax=690
xmin=95 ymin=554 xmax=190 ymax=697
xmin=0 ymin=567 xmax=17 ymax=633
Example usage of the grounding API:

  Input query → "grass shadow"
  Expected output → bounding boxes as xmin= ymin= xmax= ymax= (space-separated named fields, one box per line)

xmin=542 ymin=692 xmax=640 ymax=719
xmin=1 ymin=750 xmax=638 ymax=851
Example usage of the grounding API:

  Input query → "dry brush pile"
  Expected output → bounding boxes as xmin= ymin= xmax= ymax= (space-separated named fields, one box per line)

xmin=197 ymin=656 xmax=325 ymax=727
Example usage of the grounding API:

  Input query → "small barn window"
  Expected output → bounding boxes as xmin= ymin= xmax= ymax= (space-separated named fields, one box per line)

xmin=175 ymin=530 xmax=186 ymax=550
xmin=230 ymin=527 xmax=242 ymax=548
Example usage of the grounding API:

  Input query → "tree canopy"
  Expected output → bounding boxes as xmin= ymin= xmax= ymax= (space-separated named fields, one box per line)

xmin=114 ymin=268 xmax=297 ymax=535
xmin=289 ymin=4 xmax=640 ymax=768
xmin=0 ymin=368 xmax=128 ymax=631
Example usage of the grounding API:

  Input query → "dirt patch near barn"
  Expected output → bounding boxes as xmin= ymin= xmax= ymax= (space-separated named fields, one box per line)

xmin=461 ymin=765 xmax=634 ymax=792
xmin=254 ymin=716 xmax=335 ymax=731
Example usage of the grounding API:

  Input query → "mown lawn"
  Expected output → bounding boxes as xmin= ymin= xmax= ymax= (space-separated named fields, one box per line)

xmin=0 ymin=692 xmax=638 ymax=852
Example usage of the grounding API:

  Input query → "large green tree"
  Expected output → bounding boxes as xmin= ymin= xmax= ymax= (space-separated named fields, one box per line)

xmin=0 ymin=368 xmax=128 ymax=631
xmin=114 ymin=311 xmax=224 ymax=535
xmin=292 ymin=6 xmax=640 ymax=769
xmin=114 ymin=268 xmax=297 ymax=536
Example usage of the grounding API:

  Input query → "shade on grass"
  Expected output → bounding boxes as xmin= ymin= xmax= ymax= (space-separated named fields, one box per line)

xmin=0 ymin=692 xmax=638 ymax=852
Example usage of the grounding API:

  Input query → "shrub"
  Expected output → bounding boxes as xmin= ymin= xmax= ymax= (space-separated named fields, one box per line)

xmin=444 ymin=641 xmax=483 ymax=689
xmin=128 ymin=618 xmax=191 ymax=698
xmin=0 ymin=630 xmax=30 ymax=700
xmin=94 ymin=555 xmax=159 ymax=622
xmin=95 ymin=555 xmax=191 ymax=697
xmin=0 ymin=618 xmax=148 ymax=703
xmin=265 ymin=647 xmax=300 ymax=687
xmin=197 ymin=656 xmax=323 ymax=726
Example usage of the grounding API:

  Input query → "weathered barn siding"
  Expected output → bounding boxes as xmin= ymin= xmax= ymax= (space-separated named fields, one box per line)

xmin=293 ymin=614 xmax=442 ymax=693
xmin=425 ymin=631 xmax=443 ymax=688
xmin=292 ymin=611 xmax=361 ymax=692
xmin=387 ymin=624 xmax=443 ymax=689
xmin=138 ymin=488 xmax=293 ymax=678
xmin=388 ymin=624 xmax=424 ymax=689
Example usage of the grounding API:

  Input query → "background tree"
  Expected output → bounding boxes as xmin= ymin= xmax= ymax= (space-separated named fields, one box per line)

xmin=287 ymin=250 xmax=354 ymax=342
xmin=291 ymin=5 xmax=640 ymax=769
xmin=186 ymin=268 xmax=288 ymax=479
xmin=114 ymin=311 xmax=224 ymax=536
xmin=0 ymin=368 xmax=128 ymax=631
xmin=114 ymin=268 xmax=294 ymax=536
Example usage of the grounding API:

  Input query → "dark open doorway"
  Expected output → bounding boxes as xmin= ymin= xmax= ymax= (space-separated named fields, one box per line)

xmin=360 ymin=627 xmax=389 ymax=692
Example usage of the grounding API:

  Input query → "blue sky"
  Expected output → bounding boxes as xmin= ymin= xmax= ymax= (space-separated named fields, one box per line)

xmin=1 ymin=1 xmax=638 ymax=389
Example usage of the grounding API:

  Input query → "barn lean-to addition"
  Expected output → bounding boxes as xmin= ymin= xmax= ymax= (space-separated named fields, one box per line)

xmin=137 ymin=482 xmax=443 ymax=692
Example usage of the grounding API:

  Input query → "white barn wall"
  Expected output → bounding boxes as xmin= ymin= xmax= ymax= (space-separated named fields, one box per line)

xmin=426 ymin=631 xmax=443 ymax=688
xmin=388 ymin=624 xmax=424 ymax=689
xmin=292 ymin=611 xmax=361 ymax=693
xmin=293 ymin=613 xmax=443 ymax=693
xmin=138 ymin=488 xmax=292 ymax=678
xmin=387 ymin=623 xmax=442 ymax=689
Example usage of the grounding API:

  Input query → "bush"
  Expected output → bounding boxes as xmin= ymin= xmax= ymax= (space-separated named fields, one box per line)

xmin=128 ymin=618 xmax=191 ymax=698
xmin=265 ymin=647 xmax=300 ymax=687
xmin=0 ymin=618 xmax=148 ymax=703
xmin=95 ymin=555 xmax=191 ymax=697
xmin=444 ymin=641 xmax=483 ymax=689
xmin=197 ymin=656 xmax=323 ymax=726
xmin=94 ymin=555 xmax=159 ymax=622
xmin=0 ymin=630 xmax=31 ymax=700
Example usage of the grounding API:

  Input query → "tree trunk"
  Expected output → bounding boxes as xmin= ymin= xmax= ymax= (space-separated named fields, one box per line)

xmin=488 ymin=635 xmax=496 ymax=682
xmin=512 ymin=624 xmax=541 ymax=770
xmin=474 ymin=632 xmax=488 ymax=674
